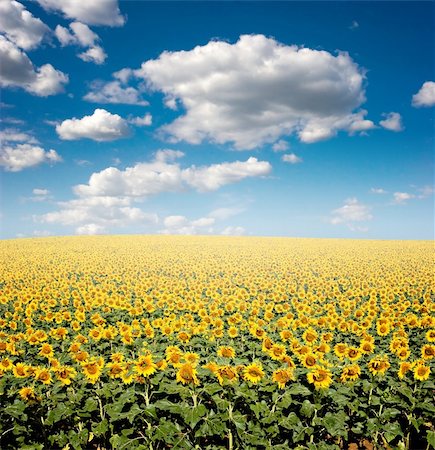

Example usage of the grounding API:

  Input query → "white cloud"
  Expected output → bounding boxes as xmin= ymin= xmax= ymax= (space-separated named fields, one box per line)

xmin=208 ymin=207 xmax=244 ymax=220
xmin=347 ymin=113 xmax=376 ymax=133
xmin=55 ymin=22 xmax=107 ymax=64
xmin=329 ymin=197 xmax=372 ymax=230
xmin=56 ymin=108 xmax=131 ymax=141
xmin=0 ymin=0 xmax=50 ymax=50
xmin=379 ymin=112 xmax=403 ymax=132
xmin=36 ymin=0 xmax=125 ymax=26
xmin=370 ymin=187 xmax=388 ymax=194
xmin=75 ymin=223 xmax=105 ymax=235
xmin=0 ymin=143 xmax=61 ymax=172
xmin=30 ymin=188 xmax=51 ymax=202
xmin=37 ymin=196 xmax=158 ymax=233
xmin=78 ymin=45 xmax=106 ymax=64
xmin=272 ymin=140 xmax=289 ymax=152
xmin=393 ymin=192 xmax=415 ymax=204
xmin=281 ymin=153 xmax=302 ymax=164
xmin=33 ymin=188 xmax=49 ymax=196
xmin=74 ymin=151 xmax=272 ymax=197
xmin=417 ymin=185 xmax=434 ymax=198
xmin=159 ymin=215 xmax=215 ymax=235
xmin=221 ymin=226 xmax=245 ymax=236
xmin=84 ymin=80 xmax=148 ymax=105
xmin=0 ymin=127 xmax=38 ymax=143
xmin=130 ymin=34 xmax=370 ymax=149
xmin=412 ymin=81 xmax=435 ymax=107
xmin=128 ymin=113 xmax=152 ymax=126
xmin=33 ymin=230 xmax=51 ymax=237
xmin=0 ymin=35 xmax=68 ymax=96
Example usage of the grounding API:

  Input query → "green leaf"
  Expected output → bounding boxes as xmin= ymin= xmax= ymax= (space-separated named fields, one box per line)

xmin=427 ymin=430 xmax=435 ymax=449
xmin=300 ymin=400 xmax=315 ymax=418
xmin=83 ymin=397 xmax=98 ymax=412
xmin=92 ymin=419 xmax=109 ymax=437
xmin=280 ymin=412 xmax=301 ymax=430
xmin=4 ymin=401 xmax=27 ymax=421
xmin=322 ymin=411 xmax=348 ymax=438
xmin=288 ymin=385 xmax=311 ymax=396
xmin=181 ymin=404 xmax=207 ymax=428
xmin=383 ymin=422 xmax=403 ymax=443
xmin=45 ymin=403 xmax=73 ymax=425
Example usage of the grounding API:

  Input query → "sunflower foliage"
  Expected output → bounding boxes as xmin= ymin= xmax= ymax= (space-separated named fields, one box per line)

xmin=0 ymin=236 xmax=434 ymax=450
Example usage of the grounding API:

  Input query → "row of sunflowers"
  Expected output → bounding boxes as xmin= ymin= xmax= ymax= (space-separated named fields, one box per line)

xmin=0 ymin=236 xmax=434 ymax=449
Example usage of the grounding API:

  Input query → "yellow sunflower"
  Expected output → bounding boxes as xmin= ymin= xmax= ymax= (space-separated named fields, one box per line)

xmin=414 ymin=364 xmax=431 ymax=381
xmin=307 ymin=367 xmax=333 ymax=389
xmin=176 ymin=362 xmax=199 ymax=385
xmin=272 ymin=368 xmax=295 ymax=389
xmin=243 ymin=363 xmax=264 ymax=384
xmin=134 ymin=355 xmax=156 ymax=377
xmin=217 ymin=346 xmax=235 ymax=359
xmin=340 ymin=365 xmax=361 ymax=383
xmin=81 ymin=358 xmax=103 ymax=384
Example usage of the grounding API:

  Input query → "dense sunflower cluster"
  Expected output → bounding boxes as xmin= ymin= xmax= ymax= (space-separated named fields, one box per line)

xmin=0 ymin=235 xmax=433 ymax=400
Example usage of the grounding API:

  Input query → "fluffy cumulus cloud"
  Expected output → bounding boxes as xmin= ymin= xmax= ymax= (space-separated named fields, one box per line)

xmin=379 ymin=112 xmax=403 ymax=132
xmin=412 ymin=81 xmax=435 ymax=107
xmin=159 ymin=215 xmax=215 ymax=235
xmin=0 ymin=143 xmax=61 ymax=172
xmin=221 ymin=226 xmax=246 ymax=236
xmin=56 ymin=109 xmax=131 ymax=141
xmin=127 ymin=34 xmax=372 ymax=149
xmin=0 ymin=0 xmax=50 ymax=50
xmin=84 ymin=80 xmax=149 ymax=105
xmin=128 ymin=113 xmax=152 ymax=126
xmin=272 ymin=140 xmax=290 ymax=152
xmin=36 ymin=0 xmax=125 ymax=26
xmin=31 ymin=188 xmax=51 ymax=202
xmin=37 ymin=196 xmax=158 ymax=235
xmin=329 ymin=197 xmax=372 ymax=231
xmin=0 ymin=35 xmax=68 ymax=96
xmin=55 ymin=22 xmax=106 ymax=64
xmin=74 ymin=150 xmax=272 ymax=197
xmin=281 ymin=153 xmax=303 ymax=164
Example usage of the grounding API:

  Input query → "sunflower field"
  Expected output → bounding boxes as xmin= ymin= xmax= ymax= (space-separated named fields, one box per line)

xmin=0 ymin=236 xmax=434 ymax=450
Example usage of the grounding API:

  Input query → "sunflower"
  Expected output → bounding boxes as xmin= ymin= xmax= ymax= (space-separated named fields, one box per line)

xmin=301 ymin=353 xmax=317 ymax=369
xmin=176 ymin=363 xmax=199 ymax=385
xmin=54 ymin=366 xmax=76 ymax=385
xmin=19 ymin=387 xmax=39 ymax=402
xmin=243 ymin=363 xmax=264 ymax=384
xmin=203 ymin=361 xmax=219 ymax=374
xmin=426 ymin=330 xmax=435 ymax=342
xmin=367 ymin=356 xmax=390 ymax=376
xmin=398 ymin=361 xmax=413 ymax=379
xmin=216 ymin=365 xmax=238 ymax=385
xmin=272 ymin=368 xmax=295 ymax=389
xmin=134 ymin=355 xmax=156 ymax=377
xmin=110 ymin=352 xmax=124 ymax=363
xmin=228 ymin=326 xmax=238 ymax=338
xmin=38 ymin=343 xmax=54 ymax=358
xmin=0 ymin=358 xmax=13 ymax=371
xmin=81 ymin=359 xmax=103 ymax=384
xmin=13 ymin=362 xmax=29 ymax=378
xmin=360 ymin=341 xmax=375 ymax=354
xmin=421 ymin=344 xmax=434 ymax=360
xmin=34 ymin=367 xmax=52 ymax=385
xmin=183 ymin=352 xmax=200 ymax=366
xmin=347 ymin=347 xmax=361 ymax=361
xmin=302 ymin=328 xmax=318 ymax=344
xmin=269 ymin=344 xmax=287 ymax=361
xmin=397 ymin=348 xmax=411 ymax=361
xmin=217 ymin=346 xmax=235 ymax=359
xmin=307 ymin=367 xmax=333 ymax=389
xmin=107 ymin=362 xmax=124 ymax=379
xmin=334 ymin=343 xmax=348 ymax=359
xmin=414 ymin=364 xmax=431 ymax=381
xmin=340 ymin=365 xmax=361 ymax=383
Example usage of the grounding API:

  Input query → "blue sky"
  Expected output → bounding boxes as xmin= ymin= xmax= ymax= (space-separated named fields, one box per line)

xmin=0 ymin=1 xmax=434 ymax=240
